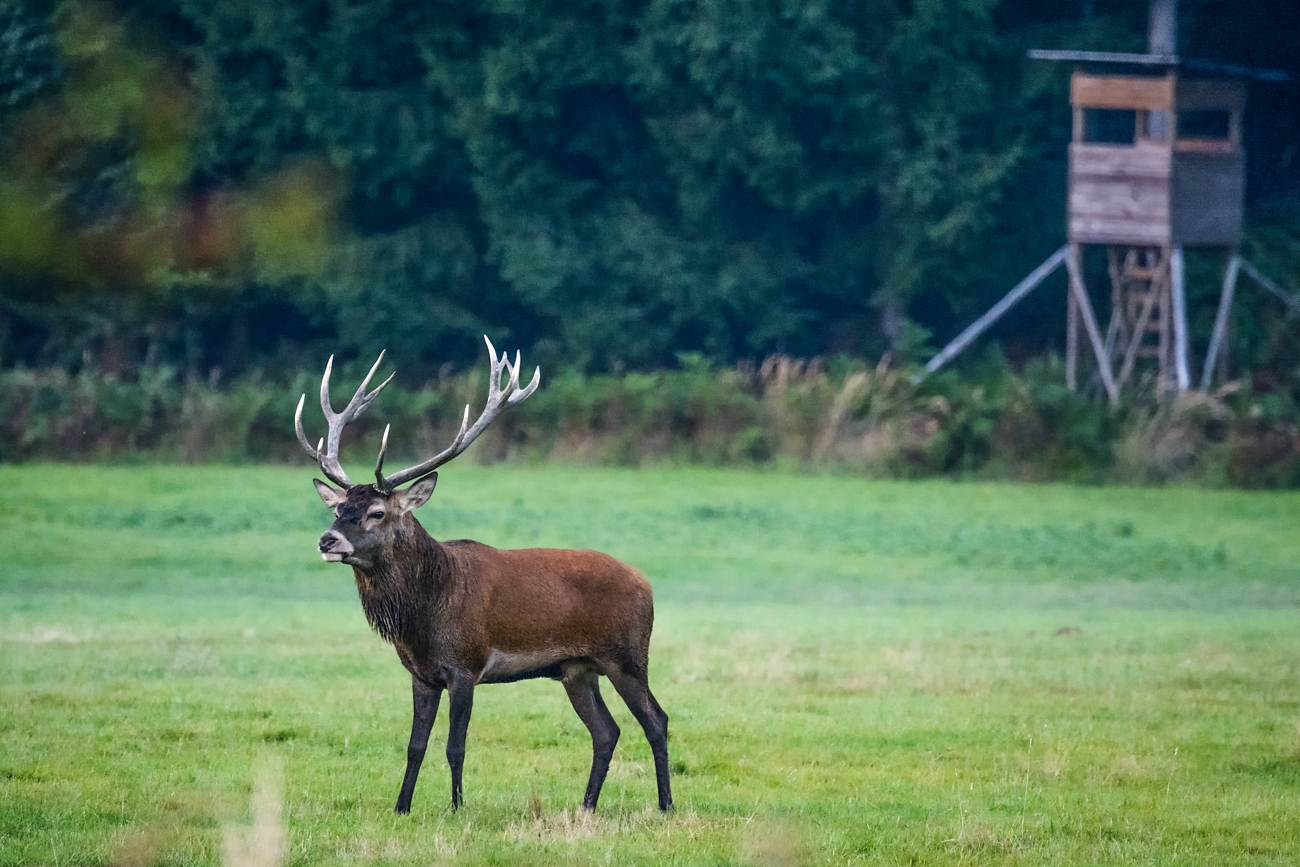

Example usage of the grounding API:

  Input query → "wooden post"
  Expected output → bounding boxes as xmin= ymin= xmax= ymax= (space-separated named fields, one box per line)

xmin=1200 ymin=252 xmax=1240 ymax=390
xmin=1064 ymin=243 xmax=1120 ymax=403
xmin=917 ymin=245 xmax=1069 ymax=379
xmin=1157 ymin=254 xmax=1172 ymax=390
xmin=1103 ymin=247 xmax=1124 ymax=360
xmin=1169 ymin=246 xmax=1190 ymax=391
xmin=1066 ymin=282 xmax=1079 ymax=391
xmin=1148 ymin=0 xmax=1178 ymax=57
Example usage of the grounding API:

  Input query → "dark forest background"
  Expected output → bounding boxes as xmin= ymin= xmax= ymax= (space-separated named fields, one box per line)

xmin=3 ymin=0 xmax=1298 ymax=376
xmin=1 ymin=0 xmax=1299 ymax=482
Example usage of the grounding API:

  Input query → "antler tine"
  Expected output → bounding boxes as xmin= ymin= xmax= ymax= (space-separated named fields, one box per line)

xmin=347 ymin=351 xmax=394 ymax=419
xmin=373 ymin=424 xmax=390 ymax=486
xmin=447 ymin=403 xmax=471 ymax=447
xmin=483 ymin=335 xmax=504 ymax=399
xmin=302 ymin=352 xmax=394 ymax=489
xmin=313 ymin=355 xmax=354 ymax=487
xmin=375 ymin=336 xmax=541 ymax=491
xmin=358 ymin=369 xmax=396 ymax=413
xmin=294 ymin=394 xmax=318 ymax=458
xmin=319 ymin=354 xmax=337 ymax=421
xmin=320 ymin=352 xmax=393 ymax=420
xmin=505 ymin=350 xmax=522 ymax=394
xmin=508 ymin=366 xmax=541 ymax=404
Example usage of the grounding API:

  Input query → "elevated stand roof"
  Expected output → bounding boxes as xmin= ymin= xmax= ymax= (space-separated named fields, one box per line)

xmin=1026 ymin=50 xmax=1287 ymax=82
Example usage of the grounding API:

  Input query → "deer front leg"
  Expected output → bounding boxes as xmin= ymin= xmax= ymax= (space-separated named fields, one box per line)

xmin=395 ymin=676 xmax=442 ymax=814
xmin=445 ymin=670 xmax=475 ymax=810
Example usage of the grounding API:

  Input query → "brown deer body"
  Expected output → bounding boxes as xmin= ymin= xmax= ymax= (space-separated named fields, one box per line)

xmin=298 ymin=342 xmax=671 ymax=814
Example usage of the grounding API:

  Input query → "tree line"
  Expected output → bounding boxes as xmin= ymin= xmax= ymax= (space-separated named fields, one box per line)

xmin=0 ymin=0 xmax=1297 ymax=387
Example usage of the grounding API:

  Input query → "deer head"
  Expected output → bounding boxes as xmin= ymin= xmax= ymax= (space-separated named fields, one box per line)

xmin=296 ymin=337 xmax=540 ymax=566
xmin=313 ymin=477 xmax=438 ymax=570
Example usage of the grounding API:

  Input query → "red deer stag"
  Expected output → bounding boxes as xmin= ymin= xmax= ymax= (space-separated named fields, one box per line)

xmin=294 ymin=339 xmax=672 ymax=814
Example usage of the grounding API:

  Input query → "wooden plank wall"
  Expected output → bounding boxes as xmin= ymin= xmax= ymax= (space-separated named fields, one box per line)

xmin=1068 ymin=143 xmax=1171 ymax=245
xmin=1071 ymin=74 xmax=1173 ymax=110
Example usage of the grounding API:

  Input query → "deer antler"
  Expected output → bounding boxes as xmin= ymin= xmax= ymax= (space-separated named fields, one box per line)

xmin=295 ymin=351 xmax=395 ymax=488
xmin=374 ymin=336 xmax=540 ymax=492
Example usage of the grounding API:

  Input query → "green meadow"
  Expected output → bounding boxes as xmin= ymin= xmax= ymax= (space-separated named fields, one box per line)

xmin=3 ymin=464 xmax=1300 ymax=865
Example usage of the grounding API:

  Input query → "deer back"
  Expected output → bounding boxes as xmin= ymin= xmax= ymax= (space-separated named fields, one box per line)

xmin=438 ymin=543 xmax=655 ymax=673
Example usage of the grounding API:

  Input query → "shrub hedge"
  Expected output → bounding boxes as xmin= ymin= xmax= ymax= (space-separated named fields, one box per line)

xmin=3 ymin=355 xmax=1298 ymax=487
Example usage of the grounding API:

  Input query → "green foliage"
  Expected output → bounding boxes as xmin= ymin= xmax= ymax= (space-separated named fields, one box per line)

xmin=5 ymin=354 xmax=1300 ymax=485
xmin=0 ymin=0 xmax=60 ymax=112
xmin=920 ymin=353 xmax=1117 ymax=481
xmin=3 ymin=0 xmax=1295 ymax=379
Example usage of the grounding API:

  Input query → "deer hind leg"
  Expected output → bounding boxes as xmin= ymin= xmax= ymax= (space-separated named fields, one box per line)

xmin=605 ymin=663 xmax=672 ymax=812
xmin=395 ymin=676 xmax=442 ymax=814
xmin=561 ymin=661 xmax=620 ymax=812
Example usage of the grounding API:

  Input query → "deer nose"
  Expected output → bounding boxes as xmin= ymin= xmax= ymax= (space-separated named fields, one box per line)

xmin=318 ymin=530 xmax=354 ymax=559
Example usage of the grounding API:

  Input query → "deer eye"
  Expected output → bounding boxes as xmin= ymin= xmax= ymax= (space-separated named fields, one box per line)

xmin=369 ymin=511 xmax=385 ymax=521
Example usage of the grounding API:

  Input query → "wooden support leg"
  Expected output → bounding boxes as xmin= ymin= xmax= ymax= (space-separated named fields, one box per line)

xmin=1103 ymin=246 xmax=1124 ymax=360
xmin=1169 ymin=246 xmax=1190 ymax=392
xmin=1156 ymin=249 xmax=1172 ymax=393
xmin=1066 ymin=282 xmax=1079 ymax=391
xmin=1064 ymin=243 xmax=1119 ymax=403
xmin=1240 ymin=259 xmax=1300 ymax=313
xmin=1200 ymin=252 xmax=1240 ymax=390
xmin=917 ymin=245 xmax=1068 ymax=380
xmin=1218 ymin=326 xmax=1229 ymax=383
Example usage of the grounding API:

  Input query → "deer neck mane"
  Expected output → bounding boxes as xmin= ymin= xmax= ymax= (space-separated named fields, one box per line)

xmin=351 ymin=515 xmax=452 ymax=644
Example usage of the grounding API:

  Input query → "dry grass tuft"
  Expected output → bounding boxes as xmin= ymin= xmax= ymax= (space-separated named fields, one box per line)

xmin=881 ymin=646 xmax=922 ymax=672
xmin=111 ymin=829 xmax=164 ymax=867
xmin=503 ymin=806 xmax=708 ymax=845
xmin=1112 ymin=388 xmax=1234 ymax=484
xmin=741 ymin=819 xmax=809 ymax=866
xmin=836 ymin=673 xmax=890 ymax=693
xmin=505 ymin=808 xmax=603 ymax=843
xmin=527 ymin=788 xmax=545 ymax=820
xmin=8 ymin=627 xmax=85 ymax=643
xmin=946 ymin=820 xmax=1036 ymax=855
xmin=1040 ymin=749 xmax=1071 ymax=780
xmin=335 ymin=835 xmax=418 ymax=861
xmin=222 ymin=759 xmax=286 ymax=867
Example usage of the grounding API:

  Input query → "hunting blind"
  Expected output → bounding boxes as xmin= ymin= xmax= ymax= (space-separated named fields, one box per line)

xmin=920 ymin=0 xmax=1293 ymax=400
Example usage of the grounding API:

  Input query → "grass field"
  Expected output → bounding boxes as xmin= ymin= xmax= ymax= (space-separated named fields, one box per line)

xmin=3 ymin=464 xmax=1300 ymax=865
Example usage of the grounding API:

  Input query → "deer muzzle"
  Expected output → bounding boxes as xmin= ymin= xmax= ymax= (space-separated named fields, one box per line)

xmin=318 ymin=529 xmax=354 ymax=562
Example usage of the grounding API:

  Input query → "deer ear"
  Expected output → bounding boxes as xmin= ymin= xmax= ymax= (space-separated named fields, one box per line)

xmin=400 ymin=473 xmax=438 ymax=511
xmin=314 ymin=479 xmax=346 ymax=508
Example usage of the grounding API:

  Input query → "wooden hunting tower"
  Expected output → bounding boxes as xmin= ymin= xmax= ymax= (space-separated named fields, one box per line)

xmin=1050 ymin=0 xmax=1251 ymax=396
xmin=920 ymin=0 xmax=1291 ymax=400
